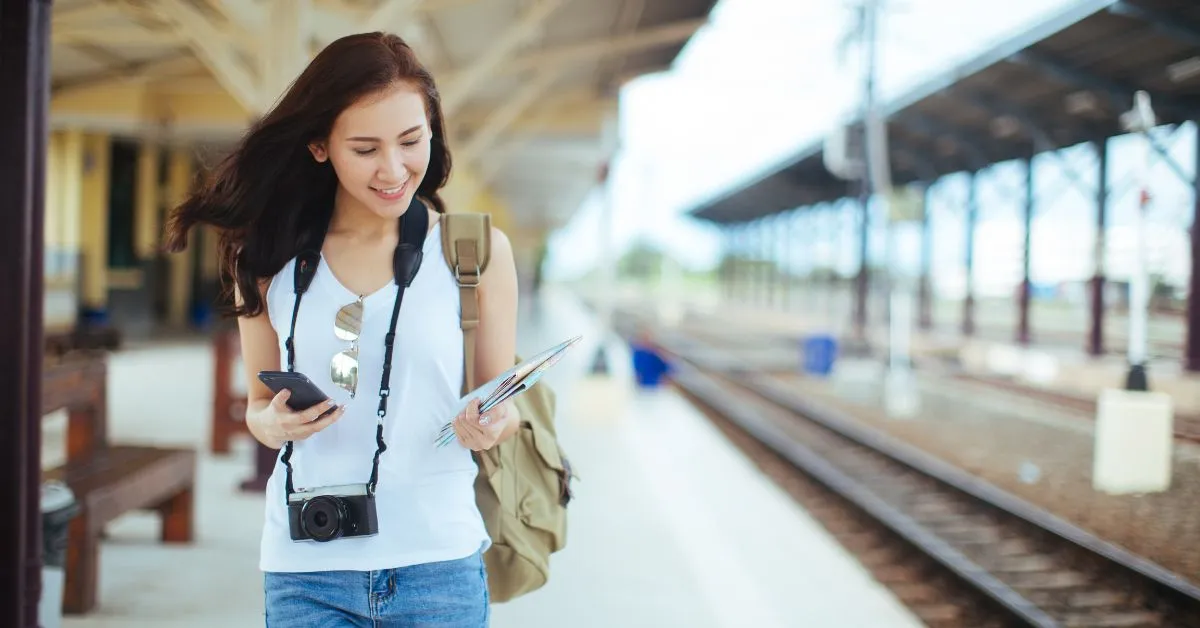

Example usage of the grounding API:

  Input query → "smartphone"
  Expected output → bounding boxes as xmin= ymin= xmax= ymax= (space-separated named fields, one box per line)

xmin=257 ymin=370 xmax=337 ymax=418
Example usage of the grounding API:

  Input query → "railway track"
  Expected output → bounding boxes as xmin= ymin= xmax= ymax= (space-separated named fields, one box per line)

xmin=660 ymin=318 xmax=1200 ymax=443
xmin=652 ymin=331 xmax=1200 ymax=628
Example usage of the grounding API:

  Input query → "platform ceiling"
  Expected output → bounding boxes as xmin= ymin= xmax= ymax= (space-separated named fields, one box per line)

xmin=48 ymin=0 xmax=717 ymax=234
xmin=689 ymin=0 xmax=1200 ymax=224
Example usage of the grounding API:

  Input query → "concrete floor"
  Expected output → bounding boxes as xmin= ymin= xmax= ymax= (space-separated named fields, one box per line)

xmin=50 ymin=292 xmax=921 ymax=628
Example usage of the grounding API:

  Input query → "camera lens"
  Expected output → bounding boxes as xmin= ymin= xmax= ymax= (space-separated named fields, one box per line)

xmin=300 ymin=496 xmax=347 ymax=542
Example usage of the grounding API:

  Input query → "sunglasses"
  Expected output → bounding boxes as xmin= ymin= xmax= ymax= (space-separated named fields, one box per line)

xmin=331 ymin=297 xmax=363 ymax=397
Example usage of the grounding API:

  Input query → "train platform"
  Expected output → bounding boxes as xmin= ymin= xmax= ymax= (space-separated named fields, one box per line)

xmin=625 ymin=299 xmax=1200 ymax=584
xmin=49 ymin=291 xmax=922 ymax=627
xmin=610 ymin=289 xmax=1200 ymax=416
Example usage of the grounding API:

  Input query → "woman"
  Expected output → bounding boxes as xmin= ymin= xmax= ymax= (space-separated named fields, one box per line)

xmin=165 ymin=31 xmax=519 ymax=627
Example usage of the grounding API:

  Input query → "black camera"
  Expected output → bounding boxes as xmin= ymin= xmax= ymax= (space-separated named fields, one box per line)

xmin=287 ymin=483 xmax=379 ymax=542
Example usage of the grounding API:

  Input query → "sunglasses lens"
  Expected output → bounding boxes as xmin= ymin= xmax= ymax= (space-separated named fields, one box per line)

xmin=334 ymin=300 xmax=363 ymax=342
xmin=331 ymin=348 xmax=358 ymax=397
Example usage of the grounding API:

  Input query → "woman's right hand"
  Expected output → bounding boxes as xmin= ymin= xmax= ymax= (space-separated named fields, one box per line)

xmin=249 ymin=389 xmax=345 ymax=449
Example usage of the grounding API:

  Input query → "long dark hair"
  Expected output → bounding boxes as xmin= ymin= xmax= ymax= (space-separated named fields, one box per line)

xmin=164 ymin=32 xmax=452 ymax=318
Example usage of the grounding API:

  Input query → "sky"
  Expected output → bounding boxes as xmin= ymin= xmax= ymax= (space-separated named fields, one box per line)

xmin=543 ymin=0 xmax=1198 ymax=295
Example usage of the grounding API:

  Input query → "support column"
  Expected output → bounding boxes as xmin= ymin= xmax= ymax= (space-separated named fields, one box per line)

xmin=789 ymin=209 xmax=801 ymax=311
xmin=829 ymin=202 xmax=842 ymax=323
xmin=756 ymin=219 xmax=767 ymax=307
xmin=43 ymin=132 xmax=69 ymax=332
xmin=78 ymin=133 xmax=111 ymax=324
xmin=263 ymin=0 xmax=311 ymax=107
xmin=963 ymin=172 xmax=978 ymax=337
xmin=1186 ymin=122 xmax=1200 ymax=371
xmin=753 ymin=220 xmax=763 ymax=307
xmin=51 ymin=129 xmax=85 ymax=332
xmin=731 ymin=225 xmax=740 ymax=304
xmin=1018 ymin=154 xmax=1035 ymax=345
xmin=199 ymin=226 xmax=222 ymax=316
xmin=768 ymin=215 xmax=779 ymax=309
xmin=44 ymin=132 xmax=61 ymax=266
xmin=918 ymin=184 xmax=933 ymax=329
xmin=135 ymin=140 xmax=161 ymax=260
xmin=726 ymin=226 xmax=737 ymax=303
xmin=853 ymin=197 xmax=870 ymax=342
xmin=777 ymin=212 xmax=788 ymax=309
xmin=0 ymin=1 xmax=51 ymax=623
xmin=1090 ymin=139 xmax=1109 ymax=357
xmin=720 ymin=226 xmax=732 ymax=302
xmin=166 ymin=146 xmax=194 ymax=327
xmin=772 ymin=213 xmax=782 ymax=309
xmin=742 ymin=223 xmax=753 ymax=304
xmin=59 ymin=129 xmax=84 ymax=272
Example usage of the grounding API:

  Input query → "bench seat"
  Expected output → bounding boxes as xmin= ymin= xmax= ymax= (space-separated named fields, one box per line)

xmin=44 ymin=445 xmax=196 ymax=614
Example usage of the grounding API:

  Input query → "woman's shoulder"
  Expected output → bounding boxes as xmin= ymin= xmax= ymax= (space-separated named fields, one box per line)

xmin=262 ymin=257 xmax=299 ymax=302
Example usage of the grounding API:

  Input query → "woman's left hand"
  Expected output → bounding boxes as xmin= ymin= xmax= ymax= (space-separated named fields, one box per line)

xmin=452 ymin=398 xmax=515 ymax=451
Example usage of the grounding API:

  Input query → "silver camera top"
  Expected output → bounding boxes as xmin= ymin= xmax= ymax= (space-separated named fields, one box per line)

xmin=287 ymin=483 xmax=369 ymax=503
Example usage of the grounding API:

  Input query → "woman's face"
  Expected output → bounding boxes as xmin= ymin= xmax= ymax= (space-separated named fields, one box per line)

xmin=311 ymin=81 xmax=432 ymax=219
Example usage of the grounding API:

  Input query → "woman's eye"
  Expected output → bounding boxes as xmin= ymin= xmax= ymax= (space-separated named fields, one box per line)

xmin=354 ymin=148 xmax=376 ymax=155
xmin=401 ymin=140 xmax=419 ymax=147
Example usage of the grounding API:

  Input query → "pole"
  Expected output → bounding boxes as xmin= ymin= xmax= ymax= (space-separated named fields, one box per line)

xmin=851 ymin=0 xmax=880 ymax=349
xmin=918 ymin=185 xmax=933 ymax=329
xmin=589 ymin=158 xmax=614 ymax=374
xmin=0 ymin=1 xmax=51 ymax=625
xmin=1089 ymin=139 xmax=1109 ymax=357
xmin=856 ymin=0 xmax=916 ymax=416
xmin=1122 ymin=92 xmax=1155 ymax=390
xmin=963 ymin=173 xmax=978 ymax=336
xmin=1017 ymin=155 xmax=1034 ymax=345
xmin=1186 ymin=121 xmax=1200 ymax=372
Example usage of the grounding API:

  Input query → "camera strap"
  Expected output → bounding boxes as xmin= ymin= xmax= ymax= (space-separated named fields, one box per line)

xmin=280 ymin=198 xmax=429 ymax=502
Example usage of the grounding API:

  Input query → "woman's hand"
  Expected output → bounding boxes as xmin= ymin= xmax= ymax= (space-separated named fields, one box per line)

xmin=452 ymin=398 xmax=518 ymax=451
xmin=248 ymin=389 xmax=345 ymax=449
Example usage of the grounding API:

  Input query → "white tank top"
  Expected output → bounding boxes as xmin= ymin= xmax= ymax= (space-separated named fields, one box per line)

xmin=258 ymin=220 xmax=490 ymax=573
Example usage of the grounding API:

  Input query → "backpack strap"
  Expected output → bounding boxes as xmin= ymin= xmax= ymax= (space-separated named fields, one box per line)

xmin=440 ymin=212 xmax=492 ymax=395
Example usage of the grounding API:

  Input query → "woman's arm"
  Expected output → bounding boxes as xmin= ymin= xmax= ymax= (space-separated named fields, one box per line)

xmin=238 ymin=280 xmax=286 ymax=447
xmin=238 ymin=279 xmax=343 ymax=448
xmin=471 ymin=227 xmax=522 ymax=443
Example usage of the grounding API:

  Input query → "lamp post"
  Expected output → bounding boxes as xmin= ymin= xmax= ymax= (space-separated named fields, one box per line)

xmin=1120 ymin=91 xmax=1155 ymax=391
xmin=589 ymin=158 xmax=614 ymax=375
xmin=1092 ymin=90 xmax=1174 ymax=496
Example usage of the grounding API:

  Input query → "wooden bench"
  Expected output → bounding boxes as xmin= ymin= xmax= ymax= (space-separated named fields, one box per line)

xmin=210 ymin=327 xmax=250 ymax=454
xmin=42 ymin=352 xmax=197 ymax=615
xmin=43 ymin=325 xmax=121 ymax=358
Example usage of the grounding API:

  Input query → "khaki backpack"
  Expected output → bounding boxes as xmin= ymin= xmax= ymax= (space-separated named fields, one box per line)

xmin=439 ymin=212 xmax=574 ymax=603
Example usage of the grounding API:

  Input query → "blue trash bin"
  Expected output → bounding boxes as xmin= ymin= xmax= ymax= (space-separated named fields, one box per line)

xmin=78 ymin=307 xmax=108 ymax=327
xmin=190 ymin=303 xmax=213 ymax=330
xmin=631 ymin=344 xmax=670 ymax=388
xmin=802 ymin=335 xmax=838 ymax=376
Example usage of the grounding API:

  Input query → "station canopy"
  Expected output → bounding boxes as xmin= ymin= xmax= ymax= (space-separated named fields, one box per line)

xmin=49 ymin=0 xmax=717 ymax=234
xmin=689 ymin=0 xmax=1200 ymax=224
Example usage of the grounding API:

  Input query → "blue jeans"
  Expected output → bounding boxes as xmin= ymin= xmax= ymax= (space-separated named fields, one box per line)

xmin=263 ymin=551 xmax=489 ymax=627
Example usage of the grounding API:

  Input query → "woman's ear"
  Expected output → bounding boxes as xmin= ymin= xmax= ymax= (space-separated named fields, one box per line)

xmin=308 ymin=142 xmax=328 ymax=163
